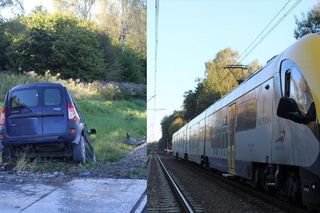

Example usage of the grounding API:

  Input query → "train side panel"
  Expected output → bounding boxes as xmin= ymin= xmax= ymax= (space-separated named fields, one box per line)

xmin=234 ymin=78 xmax=273 ymax=178
xmin=205 ymin=107 xmax=229 ymax=173
xmin=271 ymin=72 xmax=295 ymax=165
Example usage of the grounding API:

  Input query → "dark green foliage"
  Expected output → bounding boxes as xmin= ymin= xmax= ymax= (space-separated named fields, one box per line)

xmin=183 ymin=89 xmax=199 ymax=121
xmin=5 ymin=13 xmax=105 ymax=81
xmin=0 ymin=18 xmax=25 ymax=70
xmin=0 ymin=20 xmax=9 ymax=70
xmin=294 ymin=3 xmax=320 ymax=39
xmin=183 ymin=81 xmax=220 ymax=121
xmin=119 ymin=49 xmax=146 ymax=83
xmin=159 ymin=111 xmax=184 ymax=150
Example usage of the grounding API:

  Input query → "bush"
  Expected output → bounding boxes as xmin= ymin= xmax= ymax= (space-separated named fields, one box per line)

xmin=5 ymin=13 xmax=105 ymax=81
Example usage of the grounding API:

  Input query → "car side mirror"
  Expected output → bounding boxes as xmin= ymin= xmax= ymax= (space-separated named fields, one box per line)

xmin=277 ymin=97 xmax=306 ymax=124
xmin=89 ymin=129 xmax=96 ymax=135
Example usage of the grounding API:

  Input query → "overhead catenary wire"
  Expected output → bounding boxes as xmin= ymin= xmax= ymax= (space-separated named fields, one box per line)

xmin=239 ymin=0 xmax=302 ymax=62
xmin=239 ymin=0 xmax=291 ymax=61
xmin=147 ymin=95 xmax=156 ymax=102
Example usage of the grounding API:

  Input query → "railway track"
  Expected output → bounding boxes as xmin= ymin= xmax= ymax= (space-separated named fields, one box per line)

xmin=165 ymin=154 xmax=309 ymax=213
xmin=147 ymin=152 xmax=203 ymax=212
xmin=196 ymin=165 xmax=308 ymax=212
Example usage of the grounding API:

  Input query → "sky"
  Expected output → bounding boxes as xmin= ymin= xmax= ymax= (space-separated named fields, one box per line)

xmin=147 ymin=0 xmax=319 ymax=142
xmin=0 ymin=0 xmax=54 ymax=17
xmin=24 ymin=0 xmax=54 ymax=13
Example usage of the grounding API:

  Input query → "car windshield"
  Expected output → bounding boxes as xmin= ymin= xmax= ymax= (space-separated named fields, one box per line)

xmin=10 ymin=89 xmax=38 ymax=109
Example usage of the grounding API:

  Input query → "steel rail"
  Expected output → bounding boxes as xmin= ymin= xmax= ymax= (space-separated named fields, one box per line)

xmin=154 ymin=152 xmax=194 ymax=213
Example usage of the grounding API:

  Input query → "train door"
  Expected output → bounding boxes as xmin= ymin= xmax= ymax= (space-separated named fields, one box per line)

xmin=272 ymin=61 xmax=294 ymax=165
xmin=196 ymin=122 xmax=202 ymax=164
xmin=198 ymin=120 xmax=205 ymax=164
xmin=228 ymin=103 xmax=236 ymax=174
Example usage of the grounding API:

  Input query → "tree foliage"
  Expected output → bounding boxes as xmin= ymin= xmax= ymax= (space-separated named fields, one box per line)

xmin=53 ymin=0 xmax=95 ymax=21
xmin=294 ymin=3 xmax=320 ymax=39
xmin=4 ymin=13 xmax=105 ymax=81
xmin=160 ymin=48 xmax=261 ymax=147
xmin=0 ymin=0 xmax=23 ymax=17
xmin=0 ymin=1 xmax=146 ymax=84
xmin=98 ymin=0 xmax=147 ymax=59
xmin=159 ymin=111 xmax=185 ymax=150
xmin=183 ymin=48 xmax=260 ymax=122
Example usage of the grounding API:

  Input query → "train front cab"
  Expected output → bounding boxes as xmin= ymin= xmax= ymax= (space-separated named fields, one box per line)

xmin=277 ymin=33 xmax=320 ymax=210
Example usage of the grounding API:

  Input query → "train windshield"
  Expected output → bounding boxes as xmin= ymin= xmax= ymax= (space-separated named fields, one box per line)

xmin=286 ymin=66 xmax=313 ymax=116
xmin=281 ymin=59 xmax=319 ymax=139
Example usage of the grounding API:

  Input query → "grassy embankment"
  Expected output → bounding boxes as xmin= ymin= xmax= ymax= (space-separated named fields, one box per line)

xmin=0 ymin=72 xmax=146 ymax=176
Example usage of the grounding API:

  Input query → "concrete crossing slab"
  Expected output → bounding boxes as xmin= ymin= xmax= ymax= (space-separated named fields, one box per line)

xmin=0 ymin=178 xmax=146 ymax=213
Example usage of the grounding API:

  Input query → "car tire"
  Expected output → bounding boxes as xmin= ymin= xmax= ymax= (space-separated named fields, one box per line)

xmin=73 ymin=136 xmax=86 ymax=163
xmin=1 ymin=146 xmax=13 ymax=163
xmin=84 ymin=137 xmax=96 ymax=163
xmin=90 ymin=153 xmax=96 ymax=163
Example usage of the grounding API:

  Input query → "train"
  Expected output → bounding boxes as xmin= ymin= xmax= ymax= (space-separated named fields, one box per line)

xmin=172 ymin=33 xmax=320 ymax=210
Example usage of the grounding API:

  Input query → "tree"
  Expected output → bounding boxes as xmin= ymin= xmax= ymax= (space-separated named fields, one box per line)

xmin=78 ymin=0 xmax=95 ymax=20
xmin=5 ymin=13 xmax=105 ymax=81
xmin=181 ymin=48 xmax=261 ymax=122
xmin=183 ymin=89 xmax=199 ymax=121
xmin=159 ymin=111 xmax=185 ymax=150
xmin=53 ymin=0 xmax=96 ymax=21
xmin=0 ymin=18 xmax=25 ymax=70
xmin=204 ymin=48 xmax=259 ymax=97
xmin=98 ymin=0 xmax=146 ymax=59
xmin=0 ymin=0 xmax=24 ymax=17
xmin=31 ymin=5 xmax=48 ymax=14
xmin=294 ymin=3 xmax=320 ymax=39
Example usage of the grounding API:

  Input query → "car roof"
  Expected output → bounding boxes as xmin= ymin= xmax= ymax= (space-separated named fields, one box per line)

xmin=10 ymin=82 xmax=65 ymax=92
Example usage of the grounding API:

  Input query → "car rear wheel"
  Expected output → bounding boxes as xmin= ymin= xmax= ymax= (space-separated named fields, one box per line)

xmin=73 ymin=136 xmax=86 ymax=163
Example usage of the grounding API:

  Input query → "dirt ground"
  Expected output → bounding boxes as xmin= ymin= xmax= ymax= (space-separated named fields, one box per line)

xmin=0 ymin=142 xmax=147 ymax=185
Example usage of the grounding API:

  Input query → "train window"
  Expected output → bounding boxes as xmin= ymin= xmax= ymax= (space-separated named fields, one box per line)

xmin=281 ymin=60 xmax=313 ymax=116
xmin=223 ymin=115 xmax=227 ymax=125
xmin=236 ymin=98 xmax=257 ymax=132
xmin=284 ymin=70 xmax=291 ymax=97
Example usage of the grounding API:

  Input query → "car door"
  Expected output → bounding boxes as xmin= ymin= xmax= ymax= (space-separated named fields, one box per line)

xmin=42 ymin=87 xmax=67 ymax=135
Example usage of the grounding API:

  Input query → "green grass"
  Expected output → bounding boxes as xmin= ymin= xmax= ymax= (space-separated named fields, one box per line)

xmin=126 ymin=164 xmax=147 ymax=179
xmin=77 ymin=98 xmax=146 ymax=162
xmin=0 ymin=71 xmax=146 ymax=176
